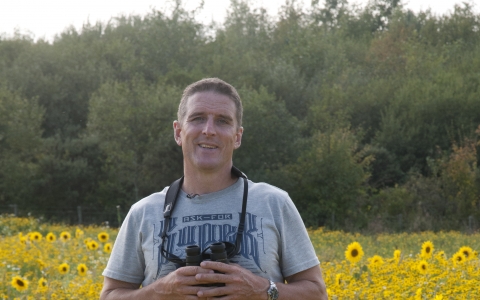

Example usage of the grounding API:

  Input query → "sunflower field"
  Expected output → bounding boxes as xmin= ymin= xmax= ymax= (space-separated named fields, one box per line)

xmin=2 ymin=216 xmax=480 ymax=299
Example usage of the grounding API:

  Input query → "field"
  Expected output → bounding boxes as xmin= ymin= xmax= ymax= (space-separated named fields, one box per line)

xmin=1 ymin=216 xmax=480 ymax=299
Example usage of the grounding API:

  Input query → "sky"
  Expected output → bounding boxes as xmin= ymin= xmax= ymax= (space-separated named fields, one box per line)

xmin=0 ymin=0 xmax=478 ymax=42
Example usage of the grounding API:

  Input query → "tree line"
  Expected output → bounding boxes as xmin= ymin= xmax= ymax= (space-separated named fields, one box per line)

xmin=1 ymin=0 xmax=479 ymax=231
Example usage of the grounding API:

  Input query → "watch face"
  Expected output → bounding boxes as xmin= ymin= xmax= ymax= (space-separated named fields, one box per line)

xmin=270 ymin=289 xmax=279 ymax=299
xmin=268 ymin=281 xmax=279 ymax=300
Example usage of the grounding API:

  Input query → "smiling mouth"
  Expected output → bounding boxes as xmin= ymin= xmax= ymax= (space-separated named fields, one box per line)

xmin=199 ymin=144 xmax=217 ymax=149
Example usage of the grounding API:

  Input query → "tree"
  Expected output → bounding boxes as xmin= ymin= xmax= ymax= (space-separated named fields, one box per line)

xmin=87 ymin=78 xmax=183 ymax=208
xmin=0 ymin=86 xmax=43 ymax=208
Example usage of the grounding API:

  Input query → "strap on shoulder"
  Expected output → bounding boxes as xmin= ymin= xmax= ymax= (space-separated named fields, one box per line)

xmin=161 ymin=176 xmax=183 ymax=240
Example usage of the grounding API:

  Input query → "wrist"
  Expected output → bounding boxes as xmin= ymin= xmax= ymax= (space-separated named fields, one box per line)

xmin=266 ymin=279 xmax=279 ymax=300
xmin=261 ymin=278 xmax=270 ymax=300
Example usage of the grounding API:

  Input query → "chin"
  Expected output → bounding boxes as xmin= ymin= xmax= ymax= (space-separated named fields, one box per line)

xmin=193 ymin=160 xmax=225 ymax=172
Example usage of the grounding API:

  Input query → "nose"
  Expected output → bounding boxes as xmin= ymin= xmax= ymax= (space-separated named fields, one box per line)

xmin=202 ymin=117 xmax=216 ymax=136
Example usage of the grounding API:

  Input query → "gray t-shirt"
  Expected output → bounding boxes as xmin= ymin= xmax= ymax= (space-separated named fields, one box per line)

xmin=103 ymin=179 xmax=319 ymax=287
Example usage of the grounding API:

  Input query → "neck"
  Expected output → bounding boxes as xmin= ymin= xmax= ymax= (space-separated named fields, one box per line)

xmin=182 ymin=164 xmax=237 ymax=195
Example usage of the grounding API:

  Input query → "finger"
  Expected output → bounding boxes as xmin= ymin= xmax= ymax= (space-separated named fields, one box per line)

xmin=197 ymin=286 xmax=230 ymax=298
xmin=171 ymin=284 xmax=216 ymax=296
xmin=177 ymin=266 xmax=215 ymax=276
xmin=200 ymin=261 xmax=236 ymax=273
xmin=195 ymin=272 xmax=231 ymax=284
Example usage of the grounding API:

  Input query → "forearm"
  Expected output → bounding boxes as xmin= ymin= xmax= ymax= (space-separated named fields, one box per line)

xmin=100 ymin=284 xmax=158 ymax=300
xmin=277 ymin=279 xmax=328 ymax=300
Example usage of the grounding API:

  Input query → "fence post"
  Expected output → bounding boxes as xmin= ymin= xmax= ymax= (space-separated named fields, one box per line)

xmin=77 ymin=206 xmax=82 ymax=225
xmin=468 ymin=215 xmax=474 ymax=233
xmin=9 ymin=204 xmax=18 ymax=216
xmin=117 ymin=205 xmax=122 ymax=226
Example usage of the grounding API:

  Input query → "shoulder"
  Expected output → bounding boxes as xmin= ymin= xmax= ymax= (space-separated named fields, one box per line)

xmin=247 ymin=180 xmax=291 ymax=205
xmin=127 ymin=187 xmax=169 ymax=218
xmin=249 ymin=180 xmax=288 ymax=196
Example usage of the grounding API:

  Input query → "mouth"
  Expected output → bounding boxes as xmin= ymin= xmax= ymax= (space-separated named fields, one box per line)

xmin=199 ymin=144 xmax=218 ymax=149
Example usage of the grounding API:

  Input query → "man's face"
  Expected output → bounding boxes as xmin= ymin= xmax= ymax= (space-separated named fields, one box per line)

xmin=173 ymin=91 xmax=243 ymax=173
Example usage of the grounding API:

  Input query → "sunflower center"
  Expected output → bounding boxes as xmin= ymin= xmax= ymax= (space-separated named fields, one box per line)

xmin=16 ymin=279 xmax=24 ymax=287
xmin=426 ymin=247 xmax=430 ymax=253
xmin=351 ymin=249 xmax=358 ymax=257
xmin=463 ymin=251 xmax=469 ymax=257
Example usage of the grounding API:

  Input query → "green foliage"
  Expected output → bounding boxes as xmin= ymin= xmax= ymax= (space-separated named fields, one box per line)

xmin=283 ymin=128 xmax=372 ymax=227
xmin=1 ymin=1 xmax=480 ymax=231
xmin=234 ymin=86 xmax=301 ymax=181
xmin=0 ymin=86 xmax=43 ymax=206
xmin=87 ymin=78 xmax=183 ymax=207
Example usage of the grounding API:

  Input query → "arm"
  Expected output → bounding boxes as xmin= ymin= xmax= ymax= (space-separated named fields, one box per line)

xmin=100 ymin=266 xmax=215 ymax=300
xmin=195 ymin=262 xmax=328 ymax=300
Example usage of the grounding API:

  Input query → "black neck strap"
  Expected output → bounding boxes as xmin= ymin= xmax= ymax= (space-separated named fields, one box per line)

xmin=161 ymin=166 xmax=248 ymax=261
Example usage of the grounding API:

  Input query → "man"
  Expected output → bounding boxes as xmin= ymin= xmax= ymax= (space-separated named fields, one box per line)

xmin=100 ymin=78 xmax=328 ymax=300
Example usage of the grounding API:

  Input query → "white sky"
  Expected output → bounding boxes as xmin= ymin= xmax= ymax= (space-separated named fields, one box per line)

xmin=0 ymin=0 xmax=478 ymax=42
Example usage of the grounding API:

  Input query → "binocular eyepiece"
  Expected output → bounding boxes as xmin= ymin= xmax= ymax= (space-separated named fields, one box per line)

xmin=185 ymin=242 xmax=229 ymax=287
xmin=185 ymin=242 xmax=229 ymax=266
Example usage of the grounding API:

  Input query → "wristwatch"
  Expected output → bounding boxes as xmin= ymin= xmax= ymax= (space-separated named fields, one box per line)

xmin=267 ymin=280 xmax=279 ymax=300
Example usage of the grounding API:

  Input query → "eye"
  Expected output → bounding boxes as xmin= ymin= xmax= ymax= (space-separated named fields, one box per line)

xmin=190 ymin=116 xmax=205 ymax=122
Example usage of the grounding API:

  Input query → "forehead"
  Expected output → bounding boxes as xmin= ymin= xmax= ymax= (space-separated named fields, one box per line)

xmin=185 ymin=91 xmax=236 ymax=118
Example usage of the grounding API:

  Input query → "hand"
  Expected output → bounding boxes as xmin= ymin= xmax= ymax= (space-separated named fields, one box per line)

xmin=195 ymin=261 xmax=269 ymax=300
xmin=151 ymin=266 xmax=216 ymax=300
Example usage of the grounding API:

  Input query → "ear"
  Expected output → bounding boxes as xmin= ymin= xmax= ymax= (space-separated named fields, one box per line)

xmin=234 ymin=127 xmax=243 ymax=149
xmin=173 ymin=120 xmax=182 ymax=146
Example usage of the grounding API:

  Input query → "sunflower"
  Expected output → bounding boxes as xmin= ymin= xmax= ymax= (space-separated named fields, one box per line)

xmin=104 ymin=243 xmax=112 ymax=253
xmin=75 ymin=228 xmax=84 ymax=239
xmin=452 ymin=252 xmax=465 ymax=266
xmin=98 ymin=232 xmax=109 ymax=243
xmin=36 ymin=259 xmax=46 ymax=269
xmin=19 ymin=235 xmax=28 ymax=244
xmin=46 ymin=232 xmax=56 ymax=242
xmin=11 ymin=276 xmax=29 ymax=292
xmin=415 ymin=288 xmax=422 ymax=300
xmin=38 ymin=278 xmax=48 ymax=290
xmin=368 ymin=255 xmax=384 ymax=269
xmin=345 ymin=242 xmax=364 ymax=264
xmin=335 ymin=273 xmax=343 ymax=286
xmin=29 ymin=231 xmax=42 ymax=242
xmin=434 ymin=294 xmax=444 ymax=300
xmin=60 ymin=231 xmax=71 ymax=242
xmin=458 ymin=246 xmax=474 ymax=261
xmin=58 ymin=263 xmax=70 ymax=275
xmin=393 ymin=249 xmax=401 ymax=261
xmin=420 ymin=241 xmax=434 ymax=259
xmin=435 ymin=251 xmax=447 ymax=265
xmin=417 ymin=260 xmax=428 ymax=274
xmin=88 ymin=240 xmax=99 ymax=250
xmin=77 ymin=263 xmax=88 ymax=276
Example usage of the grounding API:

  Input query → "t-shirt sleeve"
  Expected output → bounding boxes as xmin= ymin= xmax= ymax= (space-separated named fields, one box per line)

xmin=279 ymin=196 xmax=320 ymax=278
xmin=102 ymin=206 xmax=146 ymax=284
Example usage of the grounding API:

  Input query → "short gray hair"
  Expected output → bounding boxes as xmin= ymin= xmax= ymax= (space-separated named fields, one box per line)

xmin=178 ymin=78 xmax=243 ymax=127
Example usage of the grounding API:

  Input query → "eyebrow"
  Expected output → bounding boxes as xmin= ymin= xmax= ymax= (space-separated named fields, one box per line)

xmin=187 ymin=112 xmax=234 ymax=122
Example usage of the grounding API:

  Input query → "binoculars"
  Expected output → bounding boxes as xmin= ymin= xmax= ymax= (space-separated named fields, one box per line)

xmin=185 ymin=242 xmax=230 ymax=266
xmin=185 ymin=242 xmax=229 ymax=287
